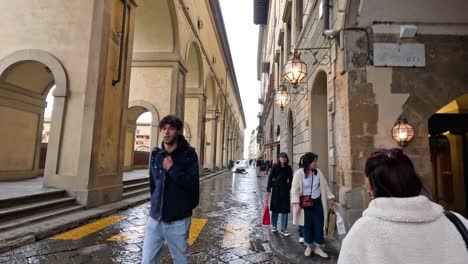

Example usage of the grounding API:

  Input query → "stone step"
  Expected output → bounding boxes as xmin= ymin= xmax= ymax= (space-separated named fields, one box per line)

xmin=123 ymin=177 xmax=149 ymax=186
xmin=123 ymin=181 xmax=149 ymax=192
xmin=0 ymin=197 xmax=76 ymax=222
xmin=123 ymin=188 xmax=149 ymax=199
xmin=0 ymin=205 xmax=84 ymax=232
xmin=0 ymin=189 xmax=67 ymax=209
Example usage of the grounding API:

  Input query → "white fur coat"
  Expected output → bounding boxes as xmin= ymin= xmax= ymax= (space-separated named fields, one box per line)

xmin=338 ymin=195 xmax=468 ymax=264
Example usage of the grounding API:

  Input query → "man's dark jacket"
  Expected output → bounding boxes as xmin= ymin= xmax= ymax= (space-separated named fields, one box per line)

xmin=149 ymin=136 xmax=199 ymax=222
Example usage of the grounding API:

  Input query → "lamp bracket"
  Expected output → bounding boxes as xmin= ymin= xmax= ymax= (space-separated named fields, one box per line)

xmin=203 ymin=117 xmax=218 ymax=123
xmin=294 ymin=47 xmax=332 ymax=66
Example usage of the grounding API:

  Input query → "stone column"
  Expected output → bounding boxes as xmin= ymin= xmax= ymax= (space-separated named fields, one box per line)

xmin=44 ymin=0 xmax=138 ymax=208
xmin=184 ymin=89 xmax=205 ymax=173
xmin=216 ymin=117 xmax=224 ymax=168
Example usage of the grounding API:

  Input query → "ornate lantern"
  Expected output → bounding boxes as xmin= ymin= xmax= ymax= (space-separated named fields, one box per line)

xmin=274 ymin=85 xmax=291 ymax=111
xmin=283 ymin=51 xmax=307 ymax=87
xmin=392 ymin=119 xmax=415 ymax=147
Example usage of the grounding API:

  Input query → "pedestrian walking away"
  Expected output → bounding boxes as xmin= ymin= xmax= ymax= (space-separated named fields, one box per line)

xmin=142 ymin=115 xmax=200 ymax=264
xmin=291 ymin=152 xmax=335 ymax=259
xmin=267 ymin=152 xmax=293 ymax=237
xmin=338 ymin=148 xmax=468 ymax=264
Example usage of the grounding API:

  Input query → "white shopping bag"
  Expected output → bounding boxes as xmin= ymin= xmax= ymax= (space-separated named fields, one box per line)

xmin=335 ymin=211 xmax=347 ymax=235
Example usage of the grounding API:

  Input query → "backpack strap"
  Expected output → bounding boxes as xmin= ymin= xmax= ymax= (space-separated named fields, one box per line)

xmin=444 ymin=210 xmax=468 ymax=250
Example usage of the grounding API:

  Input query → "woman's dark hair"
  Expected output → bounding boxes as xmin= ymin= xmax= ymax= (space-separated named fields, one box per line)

xmin=277 ymin=155 xmax=289 ymax=167
xmin=364 ymin=148 xmax=422 ymax=198
xmin=298 ymin=152 xmax=318 ymax=177
xmin=159 ymin=115 xmax=183 ymax=131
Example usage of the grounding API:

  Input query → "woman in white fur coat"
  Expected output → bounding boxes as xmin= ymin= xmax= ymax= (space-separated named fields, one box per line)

xmin=338 ymin=148 xmax=468 ymax=264
xmin=291 ymin=152 xmax=335 ymax=258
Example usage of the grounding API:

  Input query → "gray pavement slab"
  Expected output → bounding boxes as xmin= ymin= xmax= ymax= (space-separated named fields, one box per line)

xmin=0 ymin=169 xmax=228 ymax=254
xmin=0 ymin=168 xmax=287 ymax=263
xmin=256 ymin=167 xmax=341 ymax=263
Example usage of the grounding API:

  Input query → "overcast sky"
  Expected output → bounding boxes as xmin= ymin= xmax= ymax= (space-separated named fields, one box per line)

xmin=45 ymin=1 xmax=260 ymax=158
xmin=220 ymin=0 xmax=260 ymax=158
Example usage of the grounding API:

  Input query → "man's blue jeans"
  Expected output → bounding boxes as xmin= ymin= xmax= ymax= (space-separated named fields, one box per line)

xmin=141 ymin=216 xmax=191 ymax=264
xmin=271 ymin=211 xmax=288 ymax=232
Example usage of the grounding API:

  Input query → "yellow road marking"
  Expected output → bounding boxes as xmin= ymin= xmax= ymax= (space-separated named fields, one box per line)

xmin=51 ymin=215 xmax=126 ymax=240
xmin=221 ymin=221 xmax=250 ymax=249
xmin=106 ymin=218 xmax=208 ymax=245
xmin=188 ymin=218 xmax=208 ymax=245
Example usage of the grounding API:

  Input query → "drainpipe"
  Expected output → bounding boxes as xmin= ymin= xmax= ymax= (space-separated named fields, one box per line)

xmin=112 ymin=0 xmax=128 ymax=86
xmin=323 ymin=0 xmax=330 ymax=31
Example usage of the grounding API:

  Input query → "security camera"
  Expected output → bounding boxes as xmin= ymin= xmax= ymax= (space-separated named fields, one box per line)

xmin=323 ymin=29 xmax=338 ymax=38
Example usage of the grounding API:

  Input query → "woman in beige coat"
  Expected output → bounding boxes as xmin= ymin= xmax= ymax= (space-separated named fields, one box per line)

xmin=291 ymin=152 xmax=335 ymax=258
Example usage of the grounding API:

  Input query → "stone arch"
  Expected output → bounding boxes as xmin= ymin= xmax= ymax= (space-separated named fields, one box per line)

xmin=133 ymin=0 xmax=179 ymax=53
xmin=128 ymin=100 xmax=160 ymax=150
xmin=0 ymin=50 xmax=67 ymax=96
xmin=0 ymin=49 xmax=68 ymax=180
xmin=309 ymin=70 xmax=329 ymax=180
xmin=403 ymin=85 xmax=468 ymax=192
xmin=186 ymin=41 xmax=204 ymax=90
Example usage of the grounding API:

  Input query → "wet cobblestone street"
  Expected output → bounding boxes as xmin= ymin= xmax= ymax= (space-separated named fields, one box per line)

xmin=0 ymin=168 xmax=290 ymax=263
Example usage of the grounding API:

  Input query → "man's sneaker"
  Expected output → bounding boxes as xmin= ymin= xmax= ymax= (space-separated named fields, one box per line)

xmin=280 ymin=230 xmax=290 ymax=237
xmin=298 ymin=237 xmax=304 ymax=243
xmin=271 ymin=227 xmax=278 ymax=233
xmin=313 ymin=247 xmax=329 ymax=258
xmin=304 ymin=247 xmax=312 ymax=257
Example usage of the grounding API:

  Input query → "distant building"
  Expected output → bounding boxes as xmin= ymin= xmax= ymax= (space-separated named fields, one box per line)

xmin=134 ymin=122 xmax=151 ymax=152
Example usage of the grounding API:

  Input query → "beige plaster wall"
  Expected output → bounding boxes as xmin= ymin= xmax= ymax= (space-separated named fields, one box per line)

xmin=367 ymin=67 xmax=409 ymax=149
xmin=129 ymin=67 xmax=172 ymax=117
xmin=133 ymin=0 xmax=174 ymax=53
xmin=0 ymin=0 xmax=94 ymax=180
xmin=124 ymin=128 xmax=135 ymax=169
xmin=184 ymin=97 xmax=201 ymax=150
xmin=0 ymin=107 xmax=38 ymax=172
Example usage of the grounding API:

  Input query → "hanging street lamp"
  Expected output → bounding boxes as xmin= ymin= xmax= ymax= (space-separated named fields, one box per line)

xmin=274 ymin=85 xmax=291 ymax=112
xmin=283 ymin=51 xmax=307 ymax=87
xmin=392 ymin=118 xmax=415 ymax=147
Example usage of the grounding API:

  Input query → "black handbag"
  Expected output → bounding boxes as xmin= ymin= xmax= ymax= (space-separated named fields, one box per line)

xmin=445 ymin=210 xmax=468 ymax=250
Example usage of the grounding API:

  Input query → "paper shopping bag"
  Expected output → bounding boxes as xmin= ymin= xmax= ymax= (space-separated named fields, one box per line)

xmin=262 ymin=193 xmax=270 ymax=225
xmin=326 ymin=209 xmax=336 ymax=239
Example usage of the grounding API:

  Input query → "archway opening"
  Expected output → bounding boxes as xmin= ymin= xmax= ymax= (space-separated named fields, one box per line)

xmin=125 ymin=107 xmax=153 ymax=171
xmin=203 ymin=76 xmax=217 ymax=172
xmin=428 ymin=94 xmax=468 ymax=217
xmin=0 ymin=60 xmax=56 ymax=181
xmin=310 ymin=71 xmax=329 ymax=179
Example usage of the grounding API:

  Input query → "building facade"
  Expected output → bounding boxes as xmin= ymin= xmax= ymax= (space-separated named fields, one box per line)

xmin=248 ymin=127 xmax=261 ymax=160
xmin=0 ymin=0 xmax=245 ymax=208
xmin=255 ymin=0 xmax=468 ymax=229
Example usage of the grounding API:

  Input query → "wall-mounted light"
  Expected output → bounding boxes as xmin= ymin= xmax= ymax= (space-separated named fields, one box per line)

xmin=392 ymin=118 xmax=415 ymax=147
xmin=274 ymin=85 xmax=291 ymax=112
xmin=203 ymin=110 xmax=221 ymax=123
xmin=283 ymin=52 xmax=307 ymax=87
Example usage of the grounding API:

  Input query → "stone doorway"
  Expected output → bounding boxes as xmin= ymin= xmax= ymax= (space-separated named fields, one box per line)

xmin=310 ymin=71 xmax=329 ymax=179
xmin=428 ymin=94 xmax=468 ymax=217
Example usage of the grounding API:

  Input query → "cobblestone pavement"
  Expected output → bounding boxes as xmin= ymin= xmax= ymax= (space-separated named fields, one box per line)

xmin=0 ymin=168 xmax=291 ymax=264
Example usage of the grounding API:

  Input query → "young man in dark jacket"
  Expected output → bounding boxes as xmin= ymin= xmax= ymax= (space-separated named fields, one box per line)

xmin=141 ymin=115 xmax=200 ymax=264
